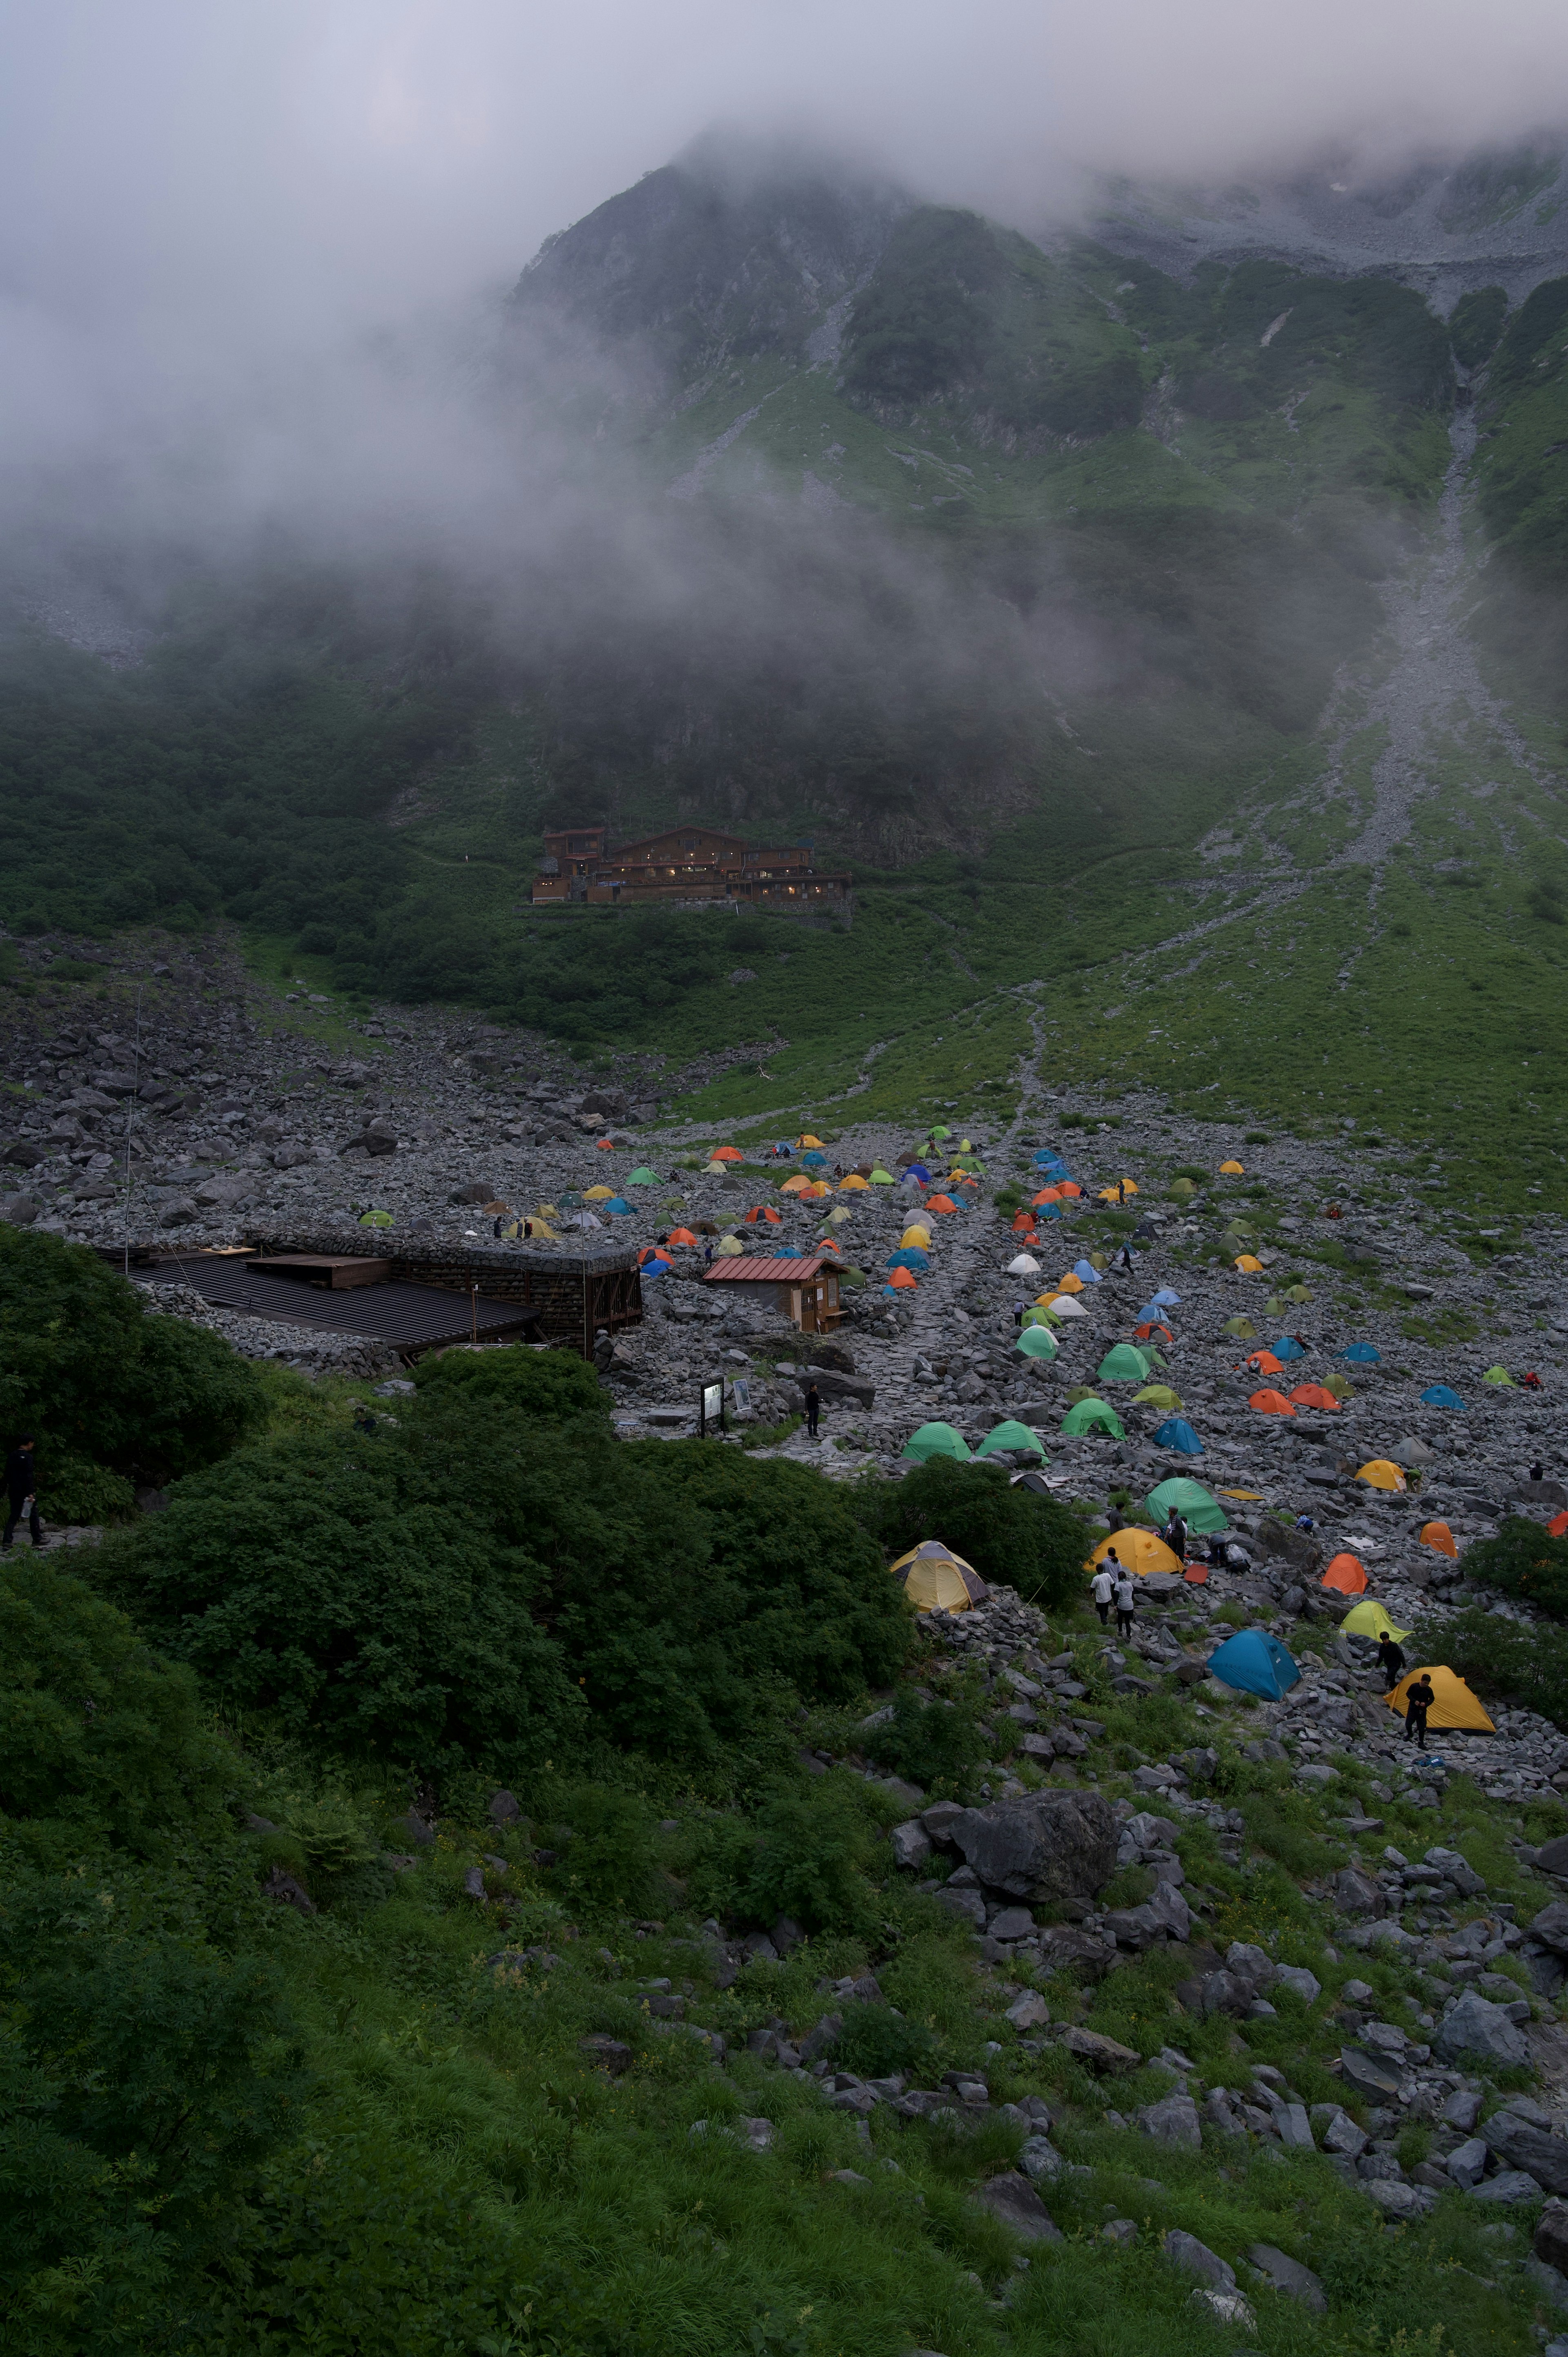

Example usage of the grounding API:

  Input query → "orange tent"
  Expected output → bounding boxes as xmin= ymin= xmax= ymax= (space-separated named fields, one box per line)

xmin=1289 ymin=1384 xmax=1341 ymax=1412
xmin=1245 ymin=1349 xmax=1285 ymax=1376
xmin=595 ymin=1137 xmax=616 ymax=1150
xmin=1012 ymin=1212 xmax=1038 ymax=1232
xmin=1057 ymin=1181 xmax=1083 ymax=1198
xmin=1135 ymin=1322 xmax=1173 ymax=1343
xmin=1250 ymin=1389 xmax=1296 ymax=1415
xmin=1420 ymin=1521 xmax=1458 ymax=1558
xmin=1550 ymin=1510 xmax=1568 ymax=1539
xmin=712 ymin=1146 xmax=744 ymax=1163
xmin=1055 ymin=1273 xmax=1085 ymax=1293
xmin=926 ymin=1194 xmax=959 ymax=1213
xmin=667 ymin=1228 xmax=699 ymax=1248
xmin=1033 ymin=1186 xmax=1062 ymax=1205
xmin=887 ymin=1266 xmax=918 ymax=1290
xmin=780 ymin=1175 xmax=811 ymax=1194
xmin=1322 ymin=1552 xmax=1368 ymax=1596
xmin=743 ymin=1205 xmax=782 ymax=1225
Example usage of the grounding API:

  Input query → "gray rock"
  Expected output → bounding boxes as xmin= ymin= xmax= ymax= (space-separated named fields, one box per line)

xmin=1006 ymin=1991 xmax=1050 ymax=2031
xmin=0 ymin=1192 xmax=40 ymax=1224
xmin=1019 ymin=2133 xmax=1062 ymax=2182
xmin=1537 ymin=2199 xmax=1568 ymax=2274
xmin=488 ymin=1790 xmax=521 ymax=1825
xmin=973 ymin=2171 xmax=1064 ymax=2241
xmin=890 ymin=1819 xmax=933 ymax=1871
xmin=1474 ymin=2171 xmax=1546 ymax=2206
xmin=1443 ymin=2085 xmax=1484 ymax=2132
xmin=1333 ymin=1867 xmax=1387 ymax=1918
xmin=1483 ymin=2115 xmax=1568 ymax=2195
xmin=579 ymin=2035 xmax=633 ymax=2073
xmin=1434 ymin=1990 xmax=1531 ymax=2067
xmin=921 ymin=1800 xmax=968 ymax=1843
xmin=1274 ymin=1965 xmax=1322 ymax=2004
xmin=1189 ymin=2291 xmax=1257 ymax=2330
xmin=195 ymin=1174 xmax=251 ymax=1207
xmin=1531 ymin=1900 xmax=1568 ymax=1956
xmin=1163 ymin=2230 xmax=1236 ymax=2292
xmin=1448 ymin=2137 xmax=1489 ymax=2188
xmin=1138 ymin=2092 xmax=1202 ymax=2148
xmin=1423 ymin=1845 xmax=1485 ymax=1897
xmin=1340 ymin=2046 xmax=1405 ymax=2102
xmin=402 ymin=1809 xmax=436 ymax=1846
xmin=947 ymin=1787 xmax=1117 ymax=1904
xmin=937 ymin=1886 xmax=987 ymax=1928
xmin=1320 ymin=2109 xmax=1368 ymax=2158
xmin=1363 ymin=2179 xmax=1425 ymax=2219
xmin=1535 ymin=1840 xmax=1568 ymax=1883
xmin=1247 ymin=2245 xmax=1326 ymax=2312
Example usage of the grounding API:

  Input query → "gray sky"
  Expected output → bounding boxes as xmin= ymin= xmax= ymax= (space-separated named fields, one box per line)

xmin=2 ymin=0 xmax=1567 ymax=561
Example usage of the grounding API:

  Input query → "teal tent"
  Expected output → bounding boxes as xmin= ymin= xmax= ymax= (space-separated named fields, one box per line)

xmin=902 ymin=1422 xmax=972 ymax=1464
xmin=1014 ymin=1325 xmax=1058 ymax=1361
xmin=1145 ymin=1476 xmax=1227 ymax=1534
xmin=975 ymin=1420 xmax=1048 ymax=1460
xmin=1207 ymin=1629 xmax=1301 ymax=1701
xmin=1153 ymin=1418 xmax=1203 ymax=1455
xmin=1097 ymin=1343 xmax=1151 ymax=1383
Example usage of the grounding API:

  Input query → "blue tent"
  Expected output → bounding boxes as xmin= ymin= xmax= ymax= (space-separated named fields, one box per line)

xmin=904 ymin=1161 xmax=932 ymax=1182
xmin=886 ymin=1248 xmax=929 ymax=1270
xmin=1342 ymin=1343 xmax=1381 ymax=1365
xmin=1034 ymin=1150 xmax=1070 ymax=1173
xmin=1152 ymin=1288 xmax=1181 ymax=1307
xmin=802 ymin=1150 xmax=828 ymax=1168
xmin=774 ymin=1141 xmax=793 ymax=1155
xmin=641 ymin=1257 xmax=673 ymax=1278
xmin=1207 ymin=1629 xmax=1301 ymax=1702
xmin=1072 ymin=1260 xmax=1103 ymax=1285
xmin=1036 ymin=1201 xmax=1065 ymax=1220
xmin=1270 ymin=1336 xmax=1306 ymax=1362
xmin=1421 ymin=1384 xmax=1466 ymax=1409
xmin=1153 ymin=1418 xmax=1204 ymax=1455
xmin=604 ymin=1197 xmax=633 ymax=1215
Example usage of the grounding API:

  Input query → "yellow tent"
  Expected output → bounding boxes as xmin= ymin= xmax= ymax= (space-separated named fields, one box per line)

xmin=1220 ymin=1160 xmax=1245 ymax=1175
xmin=1235 ymin=1254 xmax=1263 ymax=1273
xmin=799 ymin=1134 xmax=825 ymax=1148
xmin=1056 ymin=1273 xmax=1085 ymax=1294
xmin=1340 ymin=1599 xmax=1412 ymax=1643
xmin=1133 ymin=1384 xmax=1183 ymax=1409
xmin=901 ymin=1226 xmax=933 ymax=1250
xmin=1087 ymin=1528 xmax=1183 ymax=1577
xmin=526 ymin=1220 xmax=559 ymax=1241
xmin=1357 ymin=1460 xmax=1407 ymax=1493
xmin=1385 ymin=1666 xmax=1494 ymax=1733
xmin=826 ymin=1205 xmax=853 ymax=1225
xmin=537 ymin=1203 xmax=559 ymax=1217
xmin=584 ymin=1185 xmax=615 ymax=1201
xmin=889 ymin=1539 xmax=989 ymax=1613
xmin=840 ymin=1174 xmax=869 ymax=1191
xmin=715 ymin=1234 xmax=744 ymax=1256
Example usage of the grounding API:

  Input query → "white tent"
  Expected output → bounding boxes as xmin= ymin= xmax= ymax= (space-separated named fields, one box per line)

xmin=1006 ymin=1253 xmax=1041 ymax=1276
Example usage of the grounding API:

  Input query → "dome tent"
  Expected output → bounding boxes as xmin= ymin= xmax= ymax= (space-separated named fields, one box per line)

xmin=1088 ymin=1527 xmax=1182 ymax=1577
xmin=889 ymin=1539 xmax=989 ymax=1613
xmin=1145 ymin=1477 xmax=1227 ymax=1534
xmin=1207 ymin=1629 xmax=1301 ymax=1701
xmin=1342 ymin=1343 xmax=1381 ymax=1365
xmin=1133 ymin=1384 xmax=1182 ymax=1409
xmin=1153 ymin=1417 xmax=1203 ymax=1454
xmin=1384 ymin=1666 xmax=1494 ymax=1732
xmin=1339 ymin=1600 xmax=1411 ymax=1643
xmin=1269 ymin=1336 xmax=1306 ymax=1362
xmin=901 ymin=1422 xmax=972 ymax=1464
xmin=1061 ymin=1398 xmax=1124 ymax=1438
xmin=1014 ymin=1325 xmax=1058 ymax=1360
xmin=1321 ymin=1552 xmax=1369 ymax=1597
xmin=1421 ymin=1385 xmax=1466 ymax=1409
xmin=1098 ymin=1344 xmax=1152 ymax=1383
xmin=1419 ymin=1521 xmax=1458 ymax=1557
xmin=1356 ymin=1460 xmax=1407 ymax=1492
xmin=975 ymin=1420 xmax=1048 ymax=1461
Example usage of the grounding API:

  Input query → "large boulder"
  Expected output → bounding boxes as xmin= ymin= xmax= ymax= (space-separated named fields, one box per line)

xmin=1483 ymin=2112 xmax=1568 ymax=2196
xmin=973 ymin=2172 xmax=1063 ymax=2241
xmin=1247 ymin=2245 xmax=1326 ymax=2313
xmin=1530 ymin=1899 xmax=1568 ymax=1956
xmin=948 ymin=1788 xmax=1117 ymax=1904
xmin=1433 ymin=1990 xmax=1531 ymax=2069
xmin=1138 ymin=2091 xmax=1202 ymax=2147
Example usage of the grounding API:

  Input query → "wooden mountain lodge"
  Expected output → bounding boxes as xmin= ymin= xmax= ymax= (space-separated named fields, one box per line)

xmin=531 ymin=825 xmax=851 ymax=915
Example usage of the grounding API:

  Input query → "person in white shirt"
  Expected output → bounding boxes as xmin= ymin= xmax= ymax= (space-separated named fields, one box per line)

xmin=1114 ymin=1569 xmax=1136 ymax=1639
xmin=1090 ymin=1559 xmax=1116 ymax=1626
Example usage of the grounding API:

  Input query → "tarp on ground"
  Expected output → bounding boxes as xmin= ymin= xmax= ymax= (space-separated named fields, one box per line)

xmin=1153 ymin=1418 xmax=1204 ymax=1454
xmin=1340 ymin=1599 xmax=1412 ymax=1643
xmin=1321 ymin=1552 xmax=1369 ymax=1596
xmin=1385 ymin=1667 xmax=1494 ymax=1732
xmin=1089 ymin=1527 xmax=1183 ymax=1576
xmin=1061 ymin=1398 xmax=1124 ymax=1437
xmin=890 ymin=1538 xmax=989 ymax=1613
xmin=1145 ymin=1478 xmax=1227 ymax=1534
xmin=975 ymin=1420 xmax=1048 ymax=1461
xmin=901 ymin=1422 xmax=972 ymax=1463
xmin=1015 ymin=1325 xmax=1058 ymax=1360
xmin=1207 ymin=1629 xmax=1301 ymax=1701
xmin=1098 ymin=1344 xmax=1152 ymax=1382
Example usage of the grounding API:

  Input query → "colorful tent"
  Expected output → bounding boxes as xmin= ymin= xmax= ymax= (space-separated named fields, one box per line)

xmin=780 ymin=1175 xmax=811 ymax=1194
xmin=1098 ymin=1343 xmax=1152 ymax=1382
xmin=1072 ymin=1260 xmax=1103 ymax=1285
xmin=1269 ymin=1336 xmax=1307 ymax=1362
xmin=358 ymin=1209 xmax=393 ymax=1229
xmin=929 ymin=1125 xmax=953 ymax=1139
xmin=1356 ymin=1460 xmax=1407 ymax=1492
xmin=1089 ymin=1527 xmax=1182 ymax=1577
xmin=641 ymin=1257 xmax=673 ymax=1279
xmin=1483 ymin=1365 xmax=1516 ymax=1387
xmin=667 ymin=1228 xmax=699 ymax=1248
xmin=840 ymin=1174 xmax=869 ymax=1191
xmin=802 ymin=1151 xmax=828 ymax=1168
xmin=626 ymin=1166 xmax=658 ymax=1184
xmin=1342 ymin=1343 xmax=1381 ymax=1365
xmin=1340 ymin=1600 xmax=1412 ymax=1643
xmin=1007 ymin=1253 xmax=1042 ymax=1276
xmin=1055 ymin=1273 xmax=1085 ymax=1295
xmin=1170 ymin=1177 xmax=1197 ymax=1198
xmin=901 ymin=1423 xmax=972 ymax=1464
xmin=976 ymin=1420 xmax=1048 ymax=1461
xmin=1133 ymin=1384 xmax=1183 ymax=1410
xmin=1385 ymin=1667 xmax=1494 ymax=1732
xmin=886 ymin=1266 xmax=918 ymax=1291
xmin=1235 ymin=1254 xmax=1264 ymax=1273
xmin=1044 ymin=1293 xmax=1089 ymax=1319
xmin=1250 ymin=1389 xmax=1296 ymax=1415
xmin=1146 ymin=1478 xmax=1227 ymax=1534
xmin=1223 ymin=1316 xmax=1257 ymax=1339
xmin=1284 ymin=1284 xmax=1313 ymax=1304
xmin=890 ymin=1539 xmax=989 ymax=1613
xmin=715 ymin=1235 xmax=744 ymax=1255
xmin=603 ymin=1197 xmax=633 ymax=1215
xmin=886 ymin=1249 xmax=929 ymax=1271
xmin=1061 ymin=1398 xmax=1125 ymax=1438
xmin=926 ymin=1194 xmax=958 ymax=1214
xmin=1321 ymin=1552 xmax=1369 ymax=1597
xmin=744 ymin=1205 xmax=782 ymax=1224
xmin=901 ymin=1231 xmax=933 ymax=1253
xmin=1288 ymin=1384 xmax=1341 ymax=1412
xmin=1420 ymin=1521 xmax=1458 ymax=1558
xmin=903 ymin=1161 xmax=931 ymax=1181
xmin=799 ymin=1135 xmax=825 ymax=1149
xmin=1207 ymin=1629 xmax=1301 ymax=1701
xmin=584 ymin=1185 xmax=615 ymax=1202
xmin=1421 ymin=1385 xmax=1466 ymax=1409
xmin=869 ymin=1167 xmax=895 ymax=1184
xmin=1219 ymin=1160 xmax=1245 ymax=1175
xmin=1323 ymin=1373 xmax=1354 ymax=1401
xmin=1014 ymin=1325 xmax=1059 ymax=1361
xmin=1153 ymin=1418 xmax=1204 ymax=1455
xmin=712 ymin=1146 xmax=744 ymax=1162
xmin=1244 ymin=1350 xmax=1285 ymax=1377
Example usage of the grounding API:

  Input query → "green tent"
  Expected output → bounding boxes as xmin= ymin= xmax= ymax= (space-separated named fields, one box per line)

xmin=1014 ymin=1325 xmax=1058 ymax=1360
xmin=1133 ymin=1384 xmax=1182 ymax=1409
xmin=902 ymin=1421 xmax=972 ymax=1463
xmin=975 ymin=1420 xmax=1048 ymax=1460
xmin=358 ymin=1209 xmax=393 ymax=1229
xmin=1483 ymin=1365 xmax=1516 ymax=1386
xmin=626 ymin=1166 xmax=658 ymax=1185
xmin=1061 ymin=1398 xmax=1125 ymax=1438
xmin=1145 ymin=1477 xmax=1227 ymax=1535
xmin=1097 ymin=1344 xmax=1151 ymax=1383
xmin=1223 ymin=1316 xmax=1256 ymax=1339
xmin=1021 ymin=1304 xmax=1058 ymax=1329
xmin=1285 ymin=1284 xmax=1313 ymax=1304
xmin=869 ymin=1167 xmax=895 ymax=1184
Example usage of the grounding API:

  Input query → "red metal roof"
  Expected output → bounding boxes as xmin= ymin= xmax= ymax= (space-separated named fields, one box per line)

xmin=704 ymin=1256 xmax=832 ymax=1283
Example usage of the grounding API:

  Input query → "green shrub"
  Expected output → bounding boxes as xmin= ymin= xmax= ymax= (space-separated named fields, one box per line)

xmin=862 ymin=1686 xmax=987 ymax=1796
xmin=1461 ymin=1516 xmax=1568 ymax=1618
xmin=541 ymin=1784 xmax=662 ymax=1916
xmin=411 ymin=1341 xmax=607 ymax=1422
xmin=830 ymin=2000 xmax=938 ymax=2080
xmin=693 ymin=1777 xmax=883 ymax=1935
xmin=857 ymin=1458 xmax=1086 ymax=1613
xmin=0 ymin=1229 xmax=266 ymax=1487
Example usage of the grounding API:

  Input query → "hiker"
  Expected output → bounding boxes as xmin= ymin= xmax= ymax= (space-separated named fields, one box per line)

xmin=1113 ymin=1566 xmax=1137 ymax=1640
xmin=2 ymin=1436 xmax=40 ymax=1550
xmin=1111 ymin=1243 xmax=1136 ymax=1275
xmin=1532 ymin=1461 xmax=1546 ymax=1483
xmin=1524 ymin=1371 xmax=1544 ymax=1391
xmin=1161 ymin=1508 xmax=1189 ymax=1561
xmin=804 ymin=1381 xmax=820 ymax=1438
xmin=1376 ymin=1630 xmax=1407 ymax=1686
xmin=704 ymin=1240 xmax=713 ymax=1267
xmin=1090 ymin=1559 xmax=1116 ymax=1627
xmin=1013 ymin=1298 xmax=1027 ymax=1328
xmin=1403 ymin=1671 xmax=1435 ymax=1749
xmin=1295 ymin=1512 xmax=1316 ymax=1535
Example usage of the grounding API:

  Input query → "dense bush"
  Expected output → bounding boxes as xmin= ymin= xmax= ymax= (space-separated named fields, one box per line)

xmin=1459 ymin=1516 xmax=1568 ymax=1618
xmin=691 ymin=1775 xmax=886 ymax=1934
xmin=0 ymin=1229 xmax=266 ymax=1496
xmin=411 ymin=1340 xmax=608 ymax=1420
xmin=855 ymin=1457 xmax=1087 ymax=1613
xmin=830 ymin=1999 xmax=939 ymax=2081
xmin=1419 ymin=1604 xmax=1568 ymax=1730
xmin=862 ymin=1685 xmax=987 ymax=1797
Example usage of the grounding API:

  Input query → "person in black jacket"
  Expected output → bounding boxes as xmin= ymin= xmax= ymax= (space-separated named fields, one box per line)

xmin=1376 ymin=1631 xmax=1407 ymax=1686
xmin=804 ymin=1382 xmax=820 ymax=1438
xmin=1403 ymin=1671 xmax=1435 ymax=1749
xmin=3 ymin=1437 xmax=41 ymax=1550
